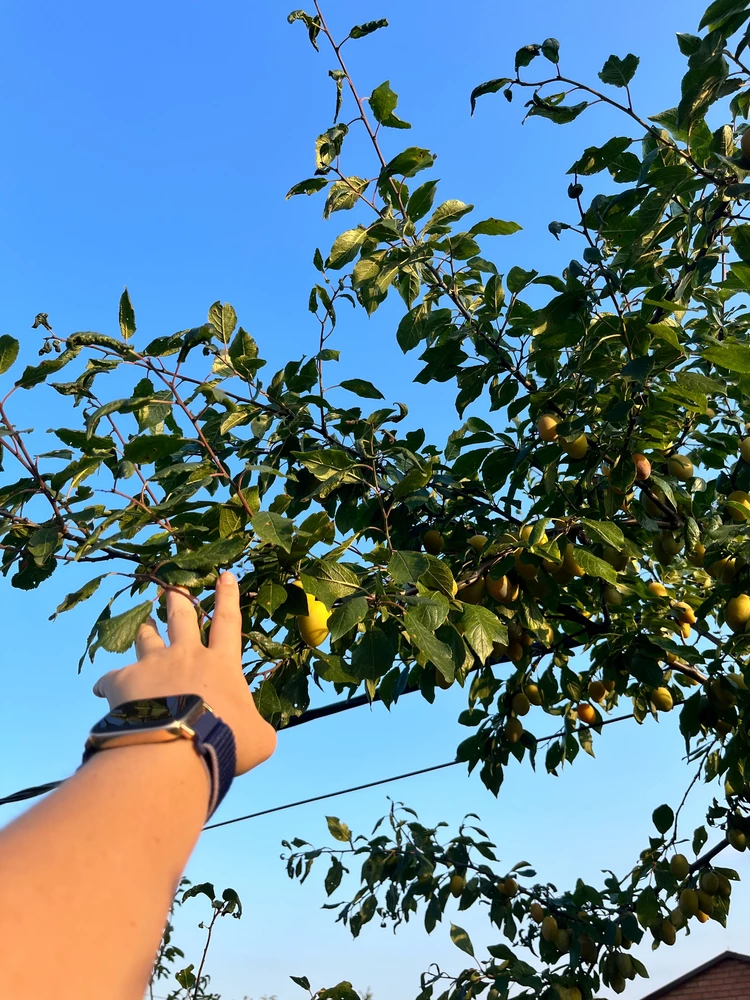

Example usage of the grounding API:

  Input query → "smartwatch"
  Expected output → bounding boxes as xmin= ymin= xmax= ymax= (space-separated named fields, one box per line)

xmin=80 ymin=694 xmax=236 ymax=822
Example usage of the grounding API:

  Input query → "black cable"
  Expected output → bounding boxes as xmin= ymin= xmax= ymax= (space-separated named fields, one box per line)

xmin=203 ymin=760 xmax=459 ymax=831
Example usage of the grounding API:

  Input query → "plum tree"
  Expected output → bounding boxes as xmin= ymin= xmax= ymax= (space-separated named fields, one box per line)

xmin=5 ymin=2 xmax=750 ymax=999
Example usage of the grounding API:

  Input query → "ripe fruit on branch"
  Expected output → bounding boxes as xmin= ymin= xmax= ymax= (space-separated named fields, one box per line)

xmin=603 ymin=585 xmax=622 ymax=606
xmin=588 ymin=680 xmax=607 ymax=703
xmin=449 ymin=874 xmax=466 ymax=897
xmin=727 ymin=490 xmax=750 ymax=522
xmin=423 ymin=529 xmax=445 ymax=554
xmin=667 ymin=454 xmax=693 ymax=479
xmin=673 ymin=601 xmax=696 ymax=625
xmin=740 ymin=437 xmax=750 ymax=463
xmin=602 ymin=545 xmax=628 ymax=571
xmin=726 ymin=594 xmax=750 ymax=633
xmin=538 ymin=414 xmax=561 ymax=442
xmin=577 ymin=703 xmax=597 ymax=726
xmin=525 ymin=682 xmax=543 ymax=706
xmin=505 ymin=717 xmax=524 ymax=742
xmin=468 ymin=534 xmax=488 ymax=552
xmin=641 ymin=485 xmax=670 ymax=518
xmin=457 ymin=576 xmax=486 ymax=604
xmin=486 ymin=573 xmax=519 ymax=603
xmin=651 ymin=686 xmax=673 ymax=712
xmin=670 ymin=854 xmax=690 ymax=880
xmin=647 ymin=581 xmax=668 ymax=598
xmin=706 ymin=556 xmax=737 ymax=583
xmin=295 ymin=589 xmax=331 ymax=648
xmin=632 ymin=452 xmax=651 ymax=480
xmin=561 ymin=433 xmax=588 ymax=460
xmin=541 ymin=915 xmax=558 ymax=942
xmin=512 ymin=692 xmax=531 ymax=716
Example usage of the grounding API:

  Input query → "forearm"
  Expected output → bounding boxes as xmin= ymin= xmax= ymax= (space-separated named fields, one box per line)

xmin=0 ymin=738 xmax=210 ymax=1000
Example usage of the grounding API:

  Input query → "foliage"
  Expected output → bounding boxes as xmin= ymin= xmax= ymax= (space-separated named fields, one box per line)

xmin=9 ymin=0 xmax=750 ymax=996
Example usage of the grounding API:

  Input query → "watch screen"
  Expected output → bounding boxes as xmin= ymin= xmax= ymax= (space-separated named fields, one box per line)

xmin=91 ymin=695 xmax=201 ymax=734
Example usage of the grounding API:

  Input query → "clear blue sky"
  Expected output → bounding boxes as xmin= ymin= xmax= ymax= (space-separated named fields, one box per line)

xmin=1 ymin=1 xmax=746 ymax=998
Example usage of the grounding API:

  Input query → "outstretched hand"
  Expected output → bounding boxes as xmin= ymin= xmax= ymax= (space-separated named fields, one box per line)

xmin=92 ymin=572 xmax=277 ymax=776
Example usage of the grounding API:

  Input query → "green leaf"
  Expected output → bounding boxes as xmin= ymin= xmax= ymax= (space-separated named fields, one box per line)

xmin=383 ymin=147 xmax=435 ymax=178
xmin=426 ymin=199 xmax=474 ymax=231
xmin=118 ymin=288 xmax=136 ymax=341
xmin=571 ymin=547 xmax=617 ymax=584
xmin=208 ymin=301 xmax=238 ymax=346
xmin=700 ymin=0 xmax=750 ymax=31
xmin=470 ymin=77 xmax=512 ymax=115
xmin=599 ymin=53 xmax=640 ymax=87
xmin=290 ymin=976 xmax=312 ymax=992
xmin=123 ymin=435 xmax=182 ymax=464
xmin=369 ymin=80 xmax=410 ymax=128
xmin=257 ymin=579 xmax=288 ymax=616
xmin=324 ymin=857 xmax=344 ymax=896
xmin=95 ymin=601 xmax=152 ymax=653
xmin=173 ymin=537 xmax=247 ymax=569
xmin=287 ymin=9 xmax=320 ymax=50
xmin=286 ymin=177 xmax=329 ymax=199
xmin=388 ymin=550 xmax=429 ymax=584
xmin=339 ymin=378 xmax=384 ymax=399
xmin=506 ymin=266 xmax=538 ymax=293
xmin=515 ymin=44 xmax=541 ymax=72
xmin=327 ymin=228 xmax=367 ymax=270
xmin=349 ymin=18 xmax=388 ymax=39
xmin=328 ymin=596 xmax=368 ymax=642
xmin=450 ymin=923 xmax=475 ymax=957
xmin=406 ymin=180 xmax=438 ymax=222
xmin=252 ymin=511 xmax=294 ymax=553
xmin=16 ymin=347 xmax=81 ymax=389
xmin=526 ymin=94 xmax=589 ymax=124
xmin=636 ymin=885 xmax=659 ymax=929
xmin=315 ymin=125 xmax=348 ymax=170
xmin=541 ymin=37 xmax=560 ymax=63
xmin=324 ymin=177 xmax=369 ymax=218
xmin=0 ymin=335 xmax=20 ymax=375
xmin=468 ymin=218 xmax=521 ymax=236
xmin=652 ymin=804 xmax=675 ymax=834
xmin=51 ymin=575 xmax=106 ymax=619
xmin=349 ymin=627 xmax=395 ymax=680
xmin=295 ymin=448 xmax=360 ymax=482
xmin=677 ymin=32 xmax=702 ymax=56
xmin=254 ymin=678 xmax=282 ymax=718
xmin=404 ymin=609 xmax=456 ymax=681
xmin=177 ymin=323 xmax=215 ymax=364
xmin=305 ymin=560 xmax=361 ymax=600
xmin=457 ymin=604 xmax=507 ymax=663
xmin=703 ymin=342 xmax=750 ymax=374
xmin=28 ymin=526 xmax=61 ymax=564
xmin=579 ymin=518 xmax=625 ymax=550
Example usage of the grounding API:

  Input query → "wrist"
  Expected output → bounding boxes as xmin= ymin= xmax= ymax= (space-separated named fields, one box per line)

xmin=85 ymin=737 xmax=211 ymax=817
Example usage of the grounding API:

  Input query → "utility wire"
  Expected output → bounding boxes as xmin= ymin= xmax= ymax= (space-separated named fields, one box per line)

xmin=203 ymin=760 xmax=459 ymax=831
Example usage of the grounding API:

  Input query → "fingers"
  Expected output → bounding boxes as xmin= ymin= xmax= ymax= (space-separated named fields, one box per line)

xmin=166 ymin=586 xmax=201 ymax=646
xmin=208 ymin=572 xmax=242 ymax=661
xmin=92 ymin=669 xmax=118 ymax=701
xmin=135 ymin=617 xmax=166 ymax=660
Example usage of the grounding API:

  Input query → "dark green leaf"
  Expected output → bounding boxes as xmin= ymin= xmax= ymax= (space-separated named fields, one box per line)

xmin=286 ymin=177 xmax=329 ymax=199
xmin=349 ymin=18 xmax=388 ymax=39
xmin=95 ymin=601 xmax=152 ymax=653
xmin=457 ymin=604 xmax=507 ymax=663
xmin=470 ymin=78 xmax=512 ymax=115
xmin=404 ymin=609 xmax=455 ymax=681
xmin=407 ymin=180 xmax=439 ymax=222
xmin=571 ymin=547 xmax=617 ymax=584
xmin=468 ymin=218 xmax=521 ymax=236
xmin=339 ymin=378 xmax=384 ymax=399
xmin=383 ymin=147 xmax=435 ymax=178
xmin=118 ymin=288 xmax=136 ymax=341
xmin=703 ymin=342 xmax=750 ymax=373
xmin=173 ymin=537 xmax=247 ymax=569
xmin=0 ymin=336 xmax=20 ymax=375
xmin=327 ymin=228 xmax=367 ymax=270
xmin=328 ymin=596 xmax=368 ymax=642
xmin=388 ymin=550 xmax=429 ymax=584
xmin=652 ymin=804 xmax=674 ymax=834
xmin=599 ymin=53 xmax=640 ymax=87
xmin=252 ymin=511 xmax=294 ymax=553
xmin=541 ymin=37 xmax=560 ymax=63
xmin=450 ymin=923 xmax=475 ymax=957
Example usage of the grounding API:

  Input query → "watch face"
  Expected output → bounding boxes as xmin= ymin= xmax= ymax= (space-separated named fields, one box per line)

xmin=91 ymin=694 xmax=203 ymax=735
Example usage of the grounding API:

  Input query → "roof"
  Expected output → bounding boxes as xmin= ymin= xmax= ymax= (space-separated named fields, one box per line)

xmin=639 ymin=950 xmax=750 ymax=999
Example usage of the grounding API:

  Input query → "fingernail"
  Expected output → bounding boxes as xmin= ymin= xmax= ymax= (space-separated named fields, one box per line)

xmin=220 ymin=571 xmax=237 ymax=586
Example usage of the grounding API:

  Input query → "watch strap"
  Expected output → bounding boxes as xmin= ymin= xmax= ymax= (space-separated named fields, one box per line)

xmin=191 ymin=709 xmax=237 ymax=820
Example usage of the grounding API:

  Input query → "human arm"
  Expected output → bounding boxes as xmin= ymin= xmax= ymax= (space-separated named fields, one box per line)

xmin=0 ymin=571 xmax=276 ymax=1000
